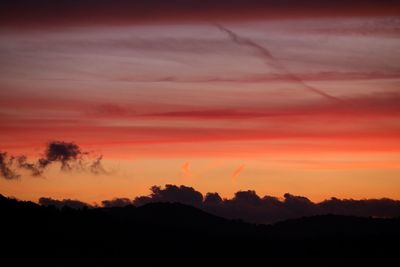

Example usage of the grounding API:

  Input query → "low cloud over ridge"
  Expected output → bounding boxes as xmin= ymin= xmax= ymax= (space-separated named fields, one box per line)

xmin=36 ymin=184 xmax=400 ymax=224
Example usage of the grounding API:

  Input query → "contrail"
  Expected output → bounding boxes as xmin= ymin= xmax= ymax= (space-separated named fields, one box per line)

xmin=215 ymin=24 xmax=341 ymax=102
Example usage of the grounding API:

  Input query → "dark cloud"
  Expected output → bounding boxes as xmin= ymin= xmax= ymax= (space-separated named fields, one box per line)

xmin=132 ymin=196 xmax=153 ymax=207
xmin=32 ymin=184 xmax=400 ymax=223
xmin=38 ymin=141 xmax=108 ymax=175
xmin=232 ymin=190 xmax=262 ymax=206
xmin=39 ymin=141 xmax=83 ymax=171
xmin=0 ymin=141 xmax=109 ymax=179
xmin=39 ymin=197 xmax=91 ymax=209
xmin=318 ymin=197 xmax=400 ymax=218
xmin=204 ymin=192 xmax=223 ymax=205
xmin=101 ymin=198 xmax=133 ymax=208
xmin=133 ymin=185 xmax=203 ymax=207
xmin=283 ymin=193 xmax=316 ymax=217
xmin=132 ymin=185 xmax=400 ymax=224
xmin=0 ymin=152 xmax=20 ymax=180
xmin=16 ymin=155 xmax=43 ymax=177
xmin=90 ymin=156 xmax=108 ymax=175
xmin=0 ymin=0 xmax=398 ymax=28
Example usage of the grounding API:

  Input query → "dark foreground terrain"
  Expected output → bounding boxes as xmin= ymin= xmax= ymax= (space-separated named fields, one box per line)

xmin=1 ymin=194 xmax=399 ymax=266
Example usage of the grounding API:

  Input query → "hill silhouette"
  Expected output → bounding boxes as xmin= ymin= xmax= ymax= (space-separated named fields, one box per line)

xmin=1 ymin=194 xmax=399 ymax=266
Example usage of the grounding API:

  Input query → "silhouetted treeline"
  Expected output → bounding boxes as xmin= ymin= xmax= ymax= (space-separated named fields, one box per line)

xmin=39 ymin=184 xmax=400 ymax=224
xmin=1 ymin=193 xmax=399 ymax=267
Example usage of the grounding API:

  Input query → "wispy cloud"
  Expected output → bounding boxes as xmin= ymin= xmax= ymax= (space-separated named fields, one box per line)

xmin=181 ymin=161 xmax=192 ymax=181
xmin=231 ymin=164 xmax=246 ymax=184
xmin=0 ymin=152 xmax=20 ymax=180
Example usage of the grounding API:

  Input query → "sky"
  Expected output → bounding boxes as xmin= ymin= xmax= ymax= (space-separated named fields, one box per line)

xmin=0 ymin=1 xmax=400 ymax=204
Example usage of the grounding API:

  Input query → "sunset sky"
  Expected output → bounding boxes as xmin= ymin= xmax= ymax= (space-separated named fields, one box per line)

xmin=1 ymin=1 xmax=399 ymax=204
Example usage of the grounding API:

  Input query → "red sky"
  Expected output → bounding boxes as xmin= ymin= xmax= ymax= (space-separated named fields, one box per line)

xmin=0 ymin=1 xmax=399 ymax=204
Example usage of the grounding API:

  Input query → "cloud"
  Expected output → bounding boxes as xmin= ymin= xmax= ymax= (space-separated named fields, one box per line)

xmin=36 ymin=141 xmax=108 ymax=174
xmin=0 ymin=0 xmax=398 ymax=28
xmin=133 ymin=184 xmax=203 ymax=207
xmin=39 ymin=197 xmax=91 ymax=209
xmin=32 ymin=184 xmax=400 ymax=223
xmin=232 ymin=190 xmax=262 ymax=205
xmin=0 ymin=141 xmax=109 ymax=179
xmin=101 ymin=198 xmax=133 ymax=208
xmin=38 ymin=141 xmax=109 ymax=175
xmin=160 ymin=72 xmax=400 ymax=84
xmin=16 ymin=155 xmax=44 ymax=177
xmin=231 ymin=164 xmax=246 ymax=183
xmin=90 ymin=156 xmax=109 ymax=175
xmin=204 ymin=192 xmax=223 ymax=205
xmin=132 ymin=196 xmax=153 ymax=207
xmin=132 ymin=184 xmax=400 ymax=224
xmin=87 ymin=104 xmax=136 ymax=118
xmin=146 ymin=109 xmax=269 ymax=119
xmin=283 ymin=193 xmax=315 ymax=217
xmin=38 ymin=141 xmax=84 ymax=171
xmin=181 ymin=162 xmax=192 ymax=180
xmin=215 ymin=24 xmax=341 ymax=102
xmin=0 ymin=152 xmax=20 ymax=180
xmin=145 ymin=91 xmax=400 ymax=120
